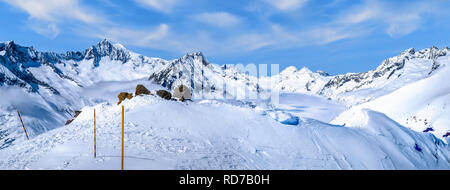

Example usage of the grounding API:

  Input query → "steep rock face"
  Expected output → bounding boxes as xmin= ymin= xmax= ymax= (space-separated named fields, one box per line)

xmin=318 ymin=47 xmax=450 ymax=105
xmin=0 ymin=39 xmax=135 ymax=93
xmin=0 ymin=39 xmax=262 ymax=150
xmin=0 ymin=41 xmax=61 ymax=94
xmin=0 ymin=39 xmax=164 ymax=149
xmin=149 ymin=52 xmax=261 ymax=99
xmin=81 ymin=39 xmax=131 ymax=66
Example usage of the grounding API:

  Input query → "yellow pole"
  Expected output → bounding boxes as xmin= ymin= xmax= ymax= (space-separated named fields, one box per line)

xmin=121 ymin=105 xmax=124 ymax=170
xmin=94 ymin=109 xmax=96 ymax=158
xmin=17 ymin=110 xmax=29 ymax=140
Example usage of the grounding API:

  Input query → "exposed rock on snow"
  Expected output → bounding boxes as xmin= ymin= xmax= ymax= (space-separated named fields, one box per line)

xmin=117 ymin=92 xmax=133 ymax=105
xmin=156 ymin=90 xmax=172 ymax=100
xmin=135 ymin=84 xmax=151 ymax=96
xmin=1 ymin=39 xmax=449 ymax=169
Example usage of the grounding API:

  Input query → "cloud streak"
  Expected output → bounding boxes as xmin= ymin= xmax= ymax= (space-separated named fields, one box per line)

xmin=1 ymin=0 xmax=448 ymax=56
xmin=335 ymin=0 xmax=439 ymax=38
xmin=135 ymin=0 xmax=180 ymax=13
xmin=192 ymin=12 xmax=241 ymax=28
xmin=264 ymin=0 xmax=308 ymax=11
xmin=2 ymin=0 xmax=105 ymax=38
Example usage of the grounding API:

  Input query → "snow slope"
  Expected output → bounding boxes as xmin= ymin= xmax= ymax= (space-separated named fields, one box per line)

xmin=319 ymin=47 xmax=449 ymax=105
xmin=0 ymin=39 xmax=266 ymax=151
xmin=0 ymin=40 xmax=192 ymax=149
xmin=1 ymin=39 xmax=449 ymax=170
xmin=0 ymin=95 xmax=448 ymax=170
xmin=333 ymin=55 xmax=450 ymax=142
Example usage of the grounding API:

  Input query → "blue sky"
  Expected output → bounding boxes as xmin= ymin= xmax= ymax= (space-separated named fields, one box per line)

xmin=0 ymin=0 xmax=449 ymax=74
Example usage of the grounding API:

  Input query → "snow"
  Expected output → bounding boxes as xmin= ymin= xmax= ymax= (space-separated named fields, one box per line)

xmin=0 ymin=40 xmax=449 ymax=170
xmin=319 ymin=47 xmax=450 ymax=105
xmin=260 ymin=66 xmax=332 ymax=94
xmin=333 ymin=56 xmax=450 ymax=141
xmin=0 ymin=95 xmax=448 ymax=170
xmin=0 ymin=50 xmax=5 ymax=56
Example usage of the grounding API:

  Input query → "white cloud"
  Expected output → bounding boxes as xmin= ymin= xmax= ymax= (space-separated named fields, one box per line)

xmin=85 ymin=24 xmax=170 ymax=48
xmin=135 ymin=0 xmax=180 ymax=13
xmin=2 ymin=0 xmax=104 ymax=38
xmin=3 ymin=0 xmax=101 ymax=23
xmin=265 ymin=0 xmax=308 ymax=11
xmin=305 ymin=27 xmax=360 ymax=45
xmin=335 ymin=0 xmax=434 ymax=38
xmin=28 ymin=21 xmax=61 ymax=39
xmin=192 ymin=12 xmax=241 ymax=28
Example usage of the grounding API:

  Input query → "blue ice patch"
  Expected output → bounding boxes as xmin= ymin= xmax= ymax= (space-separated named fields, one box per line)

xmin=280 ymin=116 xmax=300 ymax=125
xmin=414 ymin=143 xmax=422 ymax=152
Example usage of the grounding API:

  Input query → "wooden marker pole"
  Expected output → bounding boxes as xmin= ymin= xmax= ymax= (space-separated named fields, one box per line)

xmin=17 ymin=110 xmax=29 ymax=140
xmin=94 ymin=109 xmax=96 ymax=158
xmin=121 ymin=105 xmax=124 ymax=170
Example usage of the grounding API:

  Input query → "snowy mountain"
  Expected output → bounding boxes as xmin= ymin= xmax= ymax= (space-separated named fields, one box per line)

xmin=0 ymin=40 xmax=449 ymax=169
xmin=332 ymin=54 xmax=450 ymax=141
xmin=0 ymin=39 xmax=168 ymax=149
xmin=262 ymin=66 xmax=332 ymax=94
xmin=318 ymin=47 xmax=450 ymax=105
xmin=148 ymin=52 xmax=261 ymax=99
xmin=0 ymin=39 xmax=265 ymax=149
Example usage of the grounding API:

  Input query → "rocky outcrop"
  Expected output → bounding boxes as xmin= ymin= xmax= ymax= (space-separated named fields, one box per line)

xmin=117 ymin=92 xmax=133 ymax=105
xmin=65 ymin=110 xmax=82 ymax=126
xmin=156 ymin=90 xmax=172 ymax=100
xmin=135 ymin=84 xmax=151 ymax=96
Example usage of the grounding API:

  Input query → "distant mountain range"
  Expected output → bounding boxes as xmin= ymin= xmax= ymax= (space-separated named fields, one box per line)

xmin=1 ymin=39 xmax=449 ymax=149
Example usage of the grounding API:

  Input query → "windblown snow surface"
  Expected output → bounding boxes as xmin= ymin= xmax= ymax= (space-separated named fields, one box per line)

xmin=0 ymin=40 xmax=449 ymax=169
xmin=0 ymin=93 xmax=448 ymax=169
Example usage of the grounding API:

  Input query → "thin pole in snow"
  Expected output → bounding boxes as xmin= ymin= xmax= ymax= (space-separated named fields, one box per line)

xmin=17 ymin=110 xmax=29 ymax=140
xmin=94 ymin=109 xmax=96 ymax=158
xmin=121 ymin=105 xmax=124 ymax=170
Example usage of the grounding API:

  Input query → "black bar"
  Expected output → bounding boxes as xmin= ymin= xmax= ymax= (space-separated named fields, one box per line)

xmin=0 ymin=170 xmax=448 ymax=189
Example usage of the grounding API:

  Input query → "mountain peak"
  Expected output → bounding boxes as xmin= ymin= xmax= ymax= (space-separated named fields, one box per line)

xmin=299 ymin=67 xmax=313 ymax=73
xmin=179 ymin=51 xmax=209 ymax=66
xmin=184 ymin=51 xmax=205 ymax=59
xmin=1 ymin=40 xmax=17 ymax=51
xmin=280 ymin=66 xmax=298 ymax=74
xmin=3 ymin=40 xmax=14 ymax=46
xmin=83 ymin=39 xmax=130 ymax=65
xmin=401 ymin=48 xmax=415 ymax=55
xmin=100 ymin=38 xmax=110 ymax=44
xmin=316 ymin=70 xmax=330 ymax=76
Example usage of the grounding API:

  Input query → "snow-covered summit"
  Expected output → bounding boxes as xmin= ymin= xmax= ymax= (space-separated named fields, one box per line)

xmin=149 ymin=51 xmax=260 ymax=98
xmin=81 ymin=39 xmax=131 ymax=66
xmin=264 ymin=66 xmax=332 ymax=94
xmin=0 ymin=40 xmax=449 ymax=169
xmin=318 ymin=46 xmax=450 ymax=104
xmin=0 ymin=39 xmax=167 ymax=150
